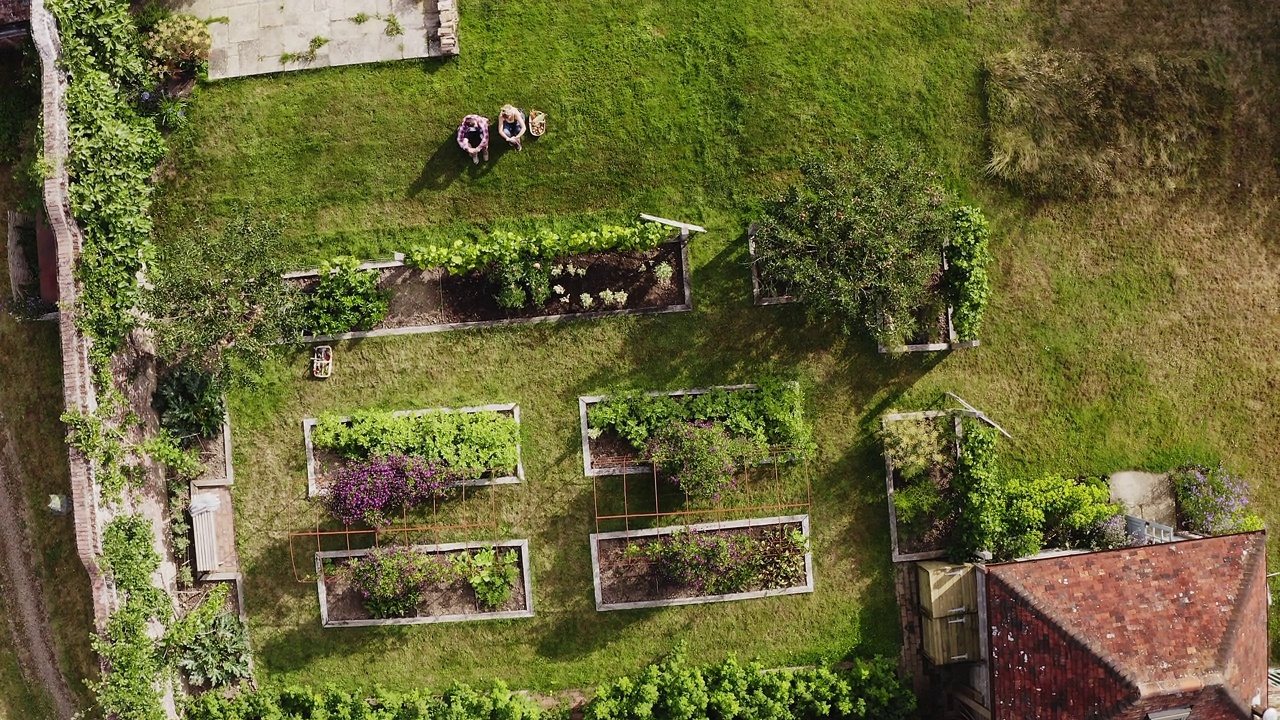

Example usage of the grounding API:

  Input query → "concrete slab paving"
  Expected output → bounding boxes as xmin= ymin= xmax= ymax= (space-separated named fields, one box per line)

xmin=169 ymin=0 xmax=458 ymax=80
xmin=1109 ymin=470 xmax=1176 ymax=527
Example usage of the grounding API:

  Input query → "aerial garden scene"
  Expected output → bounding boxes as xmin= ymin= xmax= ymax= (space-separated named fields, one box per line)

xmin=0 ymin=0 xmax=1278 ymax=718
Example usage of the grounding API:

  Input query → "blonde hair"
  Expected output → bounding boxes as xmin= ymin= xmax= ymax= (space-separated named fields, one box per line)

xmin=501 ymin=104 xmax=519 ymax=118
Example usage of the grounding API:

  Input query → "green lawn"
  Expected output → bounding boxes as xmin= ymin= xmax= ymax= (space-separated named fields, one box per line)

xmin=151 ymin=0 xmax=1280 ymax=692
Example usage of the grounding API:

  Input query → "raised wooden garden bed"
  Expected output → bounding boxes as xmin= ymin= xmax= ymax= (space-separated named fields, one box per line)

xmin=883 ymin=410 xmax=962 ymax=563
xmin=191 ymin=409 xmax=235 ymax=489
xmin=590 ymin=515 xmax=813 ymax=611
xmin=579 ymin=384 xmax=800 ymax=477
xmin=747 ymin=226 xmax=797 ymax=306
xmin=289 ymin=238 xmax=694 ymax=343
xmin=302 ymin=403 xmax=524 ymax=498
xmin=315 ymin=539 xmax=534 ymax=627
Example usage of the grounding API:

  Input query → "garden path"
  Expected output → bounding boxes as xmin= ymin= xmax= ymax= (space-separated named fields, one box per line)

xmin=1108 ymin=471 xmax=1175 ymax=527
xmin=169 ymin=0 xmax=458 ymax=80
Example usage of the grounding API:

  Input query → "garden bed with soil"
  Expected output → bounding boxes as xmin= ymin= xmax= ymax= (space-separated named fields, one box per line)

xmin=315 ymin=540 xmax=534 ymax=627
xmin=302 ymin=403 xmax=523 ymax=498
xmin=590 ymin=515 xmax=813 ymax=611
xmin=191 ymin=410 xmax=235 ymax=488
xmin=876 ymin=255 xmax=979 ymax=354
xmin=883 ymin=411 xmax=962 ymax=562
xmin=290 ymin=240 xmax=692 ymax=341
xmin=580 ymin=385 xmax=800 ymax=477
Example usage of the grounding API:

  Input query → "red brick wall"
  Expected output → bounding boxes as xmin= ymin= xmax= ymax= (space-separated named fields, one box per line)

xmin=987 ymin=573 xmax=1136 ymax=720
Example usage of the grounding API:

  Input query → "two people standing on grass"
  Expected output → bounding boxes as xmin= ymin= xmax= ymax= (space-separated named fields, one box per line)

xmin=456 ymin=105 xmax=530 ymax=164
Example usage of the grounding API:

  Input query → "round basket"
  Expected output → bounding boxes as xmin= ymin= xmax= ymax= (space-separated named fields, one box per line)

xmin=529 ymin=110 xmax=547 ymax=137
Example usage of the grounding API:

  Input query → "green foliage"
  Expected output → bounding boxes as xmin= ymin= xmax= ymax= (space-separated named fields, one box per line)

xmin=944 ymin=206 xmax=991 ymax=341
xmin=644 ymin=421 xmax=768 ymax=500
xmin=48 ymin=0 xmax=166 ymax=356
xmin=173 ymin=611 xmax=252 ymax=688
xmin=880 ymin=417 xmax=947 ymax=480
xmin=301 ymin=256 xmax=389 ymax=336
xmin=147 ymin=211 xmax=301 ymax=383
xmin=492 ymin=258 xmax=552 ymax=310
xmin=154 ymin=363 xmax=226 ymax=442
xmin=143 ymin=14 xmax=211 ymax=80
xmin=185 ymin=681 xmax=542 ymax=720
xmin=751 ymin=148 xmax=954 ymax=347
xmin=984 ymin=50 xmax=1230 ymax=196
xmin=892 ymin=481 xmax=942 ymax=527
xmin=61 ymin=409 xmax=132 ymax=500
xmin=95 ymin=514 xmax=170 ymax=720
xmin=340 ymin=546 xmax=456 ymax=619
xmin=456 ymin=547 xmax=519 ymax=610
xmin=590 ymin=380 xmax=813 ymax=456
xmin=311 ymin=409 xmax=520 ymax=476
xmin=949 ymin=421 xmax=1002 ymax=561
xmin=587 ymin=651 xmax=915 ymax=720
xmin=630 ymin=528 xmax=808 ymax=595
xmin=984 ymin=475 xmax=1120 ymax=561
xmin=144 ymin=431 xmax=205 ymax=480
xmin=405 ymin=222 xmax=670 ymax=276
xmin=132 ymin=0 xmax=172 ymax=33
xmin=1169 ymin=463 xmax=1262 ymax=535
xmin=0 ymin=45 xmax=39 ymax=169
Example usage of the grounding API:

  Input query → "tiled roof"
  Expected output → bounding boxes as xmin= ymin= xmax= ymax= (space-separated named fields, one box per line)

xmin=986 ymin=532 xmax=1268 ymax=720
xmin=0 ymin=0 xmax=28 ymax=25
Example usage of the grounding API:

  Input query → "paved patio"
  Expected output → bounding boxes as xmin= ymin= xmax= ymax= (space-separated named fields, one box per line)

xmin=170 ymin=0 xmax=458 ymax=80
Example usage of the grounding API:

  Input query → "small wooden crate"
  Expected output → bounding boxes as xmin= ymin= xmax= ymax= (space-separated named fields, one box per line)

xmin=917 ymin=560 xmax=978 ymax=618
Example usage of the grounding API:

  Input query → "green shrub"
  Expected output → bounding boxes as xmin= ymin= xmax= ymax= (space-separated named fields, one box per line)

xmin=301 ymin=256 xmax=389 ymax=336
xmin=144 ymin=431 xmax=204 ymax=480
xmin=751 ymin=148 xmax=954 ymax=347
xmin=984 ymin=50 xmax=1230 ymax=196
xmin=311 ymin=409 xmax=521 ymax=476
xmin=949 ymin=421 xmax=1002 ymax=560
xmin=985 ymin=475 xmax=1120 ymax=560
xmin=881 ymin=417 xmax=948 ymax=480
xmin=457 ymin=547 xmax=519 ymax=609
xmin=644 ymin=421 xmax=768 ymax=500
xmin=185 ymin=682 xmax=541 ymax=720
xmin=945 ymin=206 xmax=992 ymax=341
xmin=590 ymin=379 xmax=813 ymax=456
xmin=144 ymin=14 xmax=211 ymax=80
xmin=588 ymin=651 xmax=915 ymax=720
xmin=154 ymin=363 xmax=225 ymax=442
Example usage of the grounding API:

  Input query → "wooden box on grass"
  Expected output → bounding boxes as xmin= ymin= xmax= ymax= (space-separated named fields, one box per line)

xmin=917 ymin=561 xmax=978 ymax=618
xmin=922 ymin=613 xmax=980 ymax=665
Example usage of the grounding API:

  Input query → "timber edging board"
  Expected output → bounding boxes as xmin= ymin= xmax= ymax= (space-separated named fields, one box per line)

xmin=302 ymin=403 xmax=524 ymax=498
xmin=294 ymin=225 xmax=696 ymax=343
xmin=315 ymin=539 xmax=534 ymax=627
xmin=589 ymin=514 xmax=814 ymax=611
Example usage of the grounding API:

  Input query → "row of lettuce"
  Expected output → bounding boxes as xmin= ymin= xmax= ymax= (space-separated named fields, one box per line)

xmin=184 ymin=651 xmax=915 ymax=720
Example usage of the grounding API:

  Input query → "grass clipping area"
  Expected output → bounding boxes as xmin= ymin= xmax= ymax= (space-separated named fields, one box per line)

xmin=984 ymin=50 xmax=1231 ymax=196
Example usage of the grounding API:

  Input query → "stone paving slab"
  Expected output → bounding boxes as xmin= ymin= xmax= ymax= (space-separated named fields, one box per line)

xmin=170 ymin=0 xmax=457 ymax=80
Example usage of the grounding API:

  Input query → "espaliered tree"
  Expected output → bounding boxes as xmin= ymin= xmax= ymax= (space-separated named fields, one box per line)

xmin=752 ymin=144 xmax=991 ymax=347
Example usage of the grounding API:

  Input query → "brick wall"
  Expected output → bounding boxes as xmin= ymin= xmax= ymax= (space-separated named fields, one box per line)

xmin=1221 ymin=543 xmax=1268 ymax=714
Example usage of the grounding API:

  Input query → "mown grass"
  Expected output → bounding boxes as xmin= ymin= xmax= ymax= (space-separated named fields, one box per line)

xmin=0 ymin=52 xmax=98 ymax=713
xmin=154 ymin=0 xmax=1280 ymax=691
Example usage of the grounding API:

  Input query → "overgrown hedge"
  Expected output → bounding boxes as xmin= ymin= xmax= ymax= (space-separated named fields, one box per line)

xmin=312 ymin=409 xmax=521 ymax=475
xmin=589 ymin=379 xmax=813 ymax=455
xmin=47 ymin=0 xmax=166 ymax=359
xmin=944 ymin=206 xmax=991 ymax=342
xmin=182 ymin=652 xmax=914 ymax=720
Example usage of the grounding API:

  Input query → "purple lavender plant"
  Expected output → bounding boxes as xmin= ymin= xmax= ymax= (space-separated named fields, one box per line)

xmin=1170 ymin=463 xmax=1259 ymax=535
xmin=327 ymin=455 xmax=452 ymax=526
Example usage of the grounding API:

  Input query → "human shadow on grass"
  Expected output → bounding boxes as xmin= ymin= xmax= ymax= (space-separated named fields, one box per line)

xmin=409 ymin=135 xmax=468 ymax=196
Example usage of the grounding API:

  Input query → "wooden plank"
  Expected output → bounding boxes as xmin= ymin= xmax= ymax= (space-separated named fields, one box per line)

xmin=638 ymin=213 xmax=707 ymax=233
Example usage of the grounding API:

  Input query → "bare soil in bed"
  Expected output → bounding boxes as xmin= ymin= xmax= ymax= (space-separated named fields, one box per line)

xmin=323 ymin=546 xmax=529 ymax=622
xmin=292 ymin=242 xmax=686 ymax=333
xmin=596 ymin=521 xmax=806 ymax=605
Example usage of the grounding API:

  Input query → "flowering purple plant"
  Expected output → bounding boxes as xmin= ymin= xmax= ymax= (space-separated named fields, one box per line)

xmin=327 ymin=455 xmax=453 ymax=526
xmin=1171 ymin=463 xmax=1262 ymax=535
